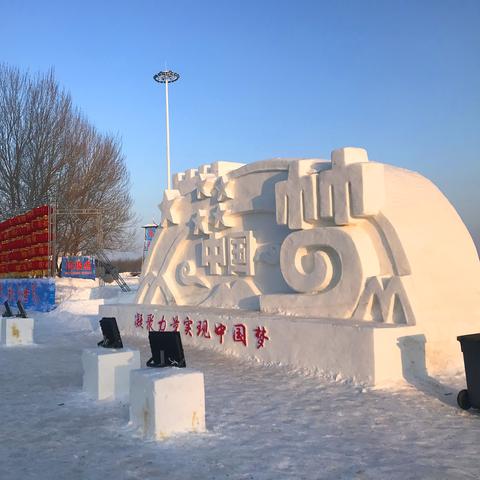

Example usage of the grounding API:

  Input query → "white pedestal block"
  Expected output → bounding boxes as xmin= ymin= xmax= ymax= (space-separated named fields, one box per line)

xmin=82 ymin=348 xmax=141 ymax=401
xmin=1 ymin=317 xmax=34 ymax=346
xmin=129 ymin=368 xmax=206 ymax=440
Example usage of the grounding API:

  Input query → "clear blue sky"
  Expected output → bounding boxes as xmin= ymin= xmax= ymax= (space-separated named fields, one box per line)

xmin=1 ymin=0 xmax=479 ymax=253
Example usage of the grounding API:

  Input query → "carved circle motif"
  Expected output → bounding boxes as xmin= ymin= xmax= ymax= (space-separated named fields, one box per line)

xmin=280 ymin=228 xmax=360 ymax=295
xmin=177 ymin=261 xmax=208 ymax=288
xmin=293 ymin=248 xmax=334 ymax=292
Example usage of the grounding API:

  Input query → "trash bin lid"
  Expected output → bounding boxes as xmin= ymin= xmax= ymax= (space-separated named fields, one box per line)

xmin=457 ymin=333 xmax=480 ymax=343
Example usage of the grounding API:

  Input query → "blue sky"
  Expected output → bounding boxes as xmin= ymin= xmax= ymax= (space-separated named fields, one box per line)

xmin=1 ymin=0 xmax=479 ymax=253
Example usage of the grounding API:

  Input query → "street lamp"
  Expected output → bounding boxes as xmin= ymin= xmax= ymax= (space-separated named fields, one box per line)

xmin=153 ymin=70 xmax=180 ymax=190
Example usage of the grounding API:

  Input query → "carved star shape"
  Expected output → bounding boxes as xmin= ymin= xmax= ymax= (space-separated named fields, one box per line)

xmin=192 ymin=209 xmax=211 ymax=235
xmin=212 ymin=204 xmax=234 ymax=229
xmin=215 ymin=176 xmax=234 ymax=202
xmin=196 ymin=174 xmax=216 ymax=200
xmin=158 ymin=189 xmax=181 ymax=227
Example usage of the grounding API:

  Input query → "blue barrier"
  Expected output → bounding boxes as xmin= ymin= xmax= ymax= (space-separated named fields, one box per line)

xmin=0 ymin=278 xmax=55 ymax=312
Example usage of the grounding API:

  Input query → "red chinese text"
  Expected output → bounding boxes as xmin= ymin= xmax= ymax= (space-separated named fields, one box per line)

xmin=158 ymin=315 xmax=167 ymax=332
xmin=196 ymin=320 xmax=211 ymax=338
xmin=134 ymin=312 xmax=143 ymax=328
xmin=233 ymin=323 xmax=247 ymax=347
xmin=170 ymin=315 xmax=180 ymax=332
xmin=254 ymin=326 xmax=269 ymax=349
xmin=146 ymin=313 xmax=154 ymax=331
xmin=184 ymin=316 xmax=193 ymax=336
xmin=214 ymin=323 xmax=227 ymax=344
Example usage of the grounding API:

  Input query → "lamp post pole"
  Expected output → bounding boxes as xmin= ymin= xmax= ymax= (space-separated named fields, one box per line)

xmin=154 ymin=70 xmax=180 ymax=190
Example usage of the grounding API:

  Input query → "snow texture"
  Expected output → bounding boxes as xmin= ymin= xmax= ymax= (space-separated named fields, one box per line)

xmin=0 ymin=277 xmax=479 ymax=480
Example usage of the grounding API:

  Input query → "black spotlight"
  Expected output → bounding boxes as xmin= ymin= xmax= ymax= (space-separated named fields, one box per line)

xmin=97 ymin=317 xmax=123 ymax=349
xmin=16 ymin=300 xmax=27 ymax=318
xmin=2 ymin=301 xmax=13 ymax=318
xmin=146 ymin=331 xmax=186 ymax=368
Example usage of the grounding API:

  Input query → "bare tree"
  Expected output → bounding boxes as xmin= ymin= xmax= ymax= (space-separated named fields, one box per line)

xmin=0 ymin=64 xmax=136 ymax=256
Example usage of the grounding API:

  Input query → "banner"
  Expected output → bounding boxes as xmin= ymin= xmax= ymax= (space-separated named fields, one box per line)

xmin=0 ymin=205 xmax=52 ymax=278
xmin=0 ymin=278 xmax=55 ymax=312
xmin=61 ymin=256 xmax=96 ymax=279
xmin=143 ymin=226 xmax=158 ymax=259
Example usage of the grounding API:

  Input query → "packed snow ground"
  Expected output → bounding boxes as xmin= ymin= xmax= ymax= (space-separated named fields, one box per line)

xmin=1 ymin=278 xmax=479 ymax=480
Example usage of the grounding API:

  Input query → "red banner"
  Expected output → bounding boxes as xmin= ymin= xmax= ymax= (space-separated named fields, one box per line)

xmin=0 ymin=205 xmax=53 ymax=278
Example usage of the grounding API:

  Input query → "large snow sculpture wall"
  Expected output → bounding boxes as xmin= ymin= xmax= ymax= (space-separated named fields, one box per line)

xmin=133 ymin=147 xmax=480 ymax=377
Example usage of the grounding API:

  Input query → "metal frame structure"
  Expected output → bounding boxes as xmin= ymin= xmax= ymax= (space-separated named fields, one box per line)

xmin=48 ymin=206 xmax=56 ymax=278
xmin=55 ymin=208 xmax=103 ymax=249
xmin=55 ymin=208 xmax=104 ymax=283
xmin=153 ymin=70 xmax=180 ymax=190
xmin=3 ymin=205 xmax=129 ymax=291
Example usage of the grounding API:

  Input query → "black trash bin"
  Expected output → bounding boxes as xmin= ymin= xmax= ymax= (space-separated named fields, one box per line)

xmin=457 ymin=333 xmax=480 ymax=410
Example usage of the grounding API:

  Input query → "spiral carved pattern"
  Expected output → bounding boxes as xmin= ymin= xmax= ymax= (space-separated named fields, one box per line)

xmin=280 ymin=228 xmax=360 ymax=296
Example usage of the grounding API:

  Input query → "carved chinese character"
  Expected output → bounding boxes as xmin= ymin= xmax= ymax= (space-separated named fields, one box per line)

xmin=275 ymin=160 xmax=318 ymax=229
xmin=227 ymin=231 xmax=256 ymax=276
xmin=201 ymin=234 xmax=226 ymax=275
xmin=319 ymin=148 xmax=384 ymax=225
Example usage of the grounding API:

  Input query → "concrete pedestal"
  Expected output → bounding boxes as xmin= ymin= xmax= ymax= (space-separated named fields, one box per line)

xmin=129 ymin=368 xmax=206 ymax=440
xmin=1 ymin=316 xmax=34 ymax=346
xmin=82 ymin=348 xmax=141 ymax=401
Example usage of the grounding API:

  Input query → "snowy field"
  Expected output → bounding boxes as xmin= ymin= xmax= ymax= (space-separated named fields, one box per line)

xmin=1 ymin=278 xmax=479 ymax=480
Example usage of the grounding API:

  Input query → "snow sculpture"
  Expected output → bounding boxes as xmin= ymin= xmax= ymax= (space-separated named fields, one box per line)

xmin=139 ymin=147 xmax=479 ymax=321
xmin=105 ymin=147 xmax=480 ymax=382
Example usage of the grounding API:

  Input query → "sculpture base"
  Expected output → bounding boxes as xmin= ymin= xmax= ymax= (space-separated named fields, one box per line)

xmin=82 ymin=347 xmax=141 ymax=401
xmin=1 ymin=317 xmax=34 ymax=346
xmin=99 ymin=303 xmax=463 ymax=386
xmin=129 ymin=368 xmax=206 ymax=440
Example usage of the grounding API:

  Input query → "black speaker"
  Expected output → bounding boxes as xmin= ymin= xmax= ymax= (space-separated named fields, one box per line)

xmin=146 ymin=331 xmax=186 ymax=368
xmin=16 ymin=300 xmax=27 ymax=318
xmin=97 ymin=317 xmax=123 ymax=349
xmin=2 ymin=301 xmax=13 ymax=318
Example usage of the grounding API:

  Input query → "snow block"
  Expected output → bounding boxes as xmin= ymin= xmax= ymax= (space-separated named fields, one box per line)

xmin=1 ymin=316 xmax=34 ymax=346
xmin=82 ymin=348 xmax=140 ymax=401
xmin=129 ymin=368 xmax=206 ymax=440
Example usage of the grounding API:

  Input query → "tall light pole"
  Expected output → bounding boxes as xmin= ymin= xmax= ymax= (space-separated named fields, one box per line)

xmin=153 ymin=70 xmax=180 ymax=190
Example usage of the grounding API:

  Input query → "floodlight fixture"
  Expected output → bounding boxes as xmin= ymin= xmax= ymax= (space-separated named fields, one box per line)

xmin=153 ymin=71 xmax=180 ymax=84
xmin=97 ymin=317 xmax=123 ymax=349
xmin=153 ymin=69 xmax=180 ymax=190
xmin=16 ymin=300 xmax=27 ymax=318
xmin=2 ymin=301 xmax=13 ymax=318
xmin=146 ymin=331 xmax=186 ymax=368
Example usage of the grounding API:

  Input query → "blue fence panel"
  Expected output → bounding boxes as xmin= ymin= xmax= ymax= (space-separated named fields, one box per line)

xmin=0 ymin=278 xmax=56 ymax=312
